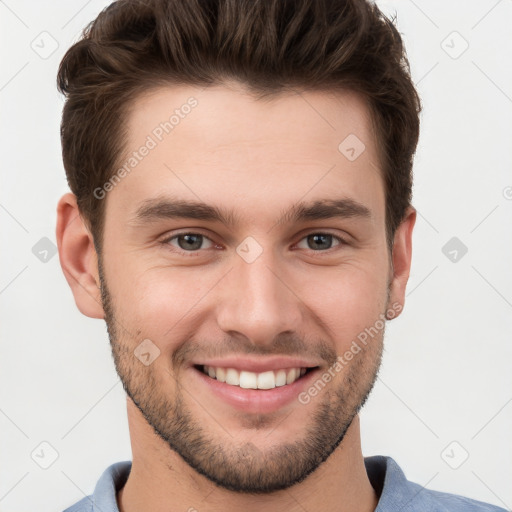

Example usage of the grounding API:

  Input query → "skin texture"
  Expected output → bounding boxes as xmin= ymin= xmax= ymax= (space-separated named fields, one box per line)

xmin=56 ymin=83 xmax=416 ymax=512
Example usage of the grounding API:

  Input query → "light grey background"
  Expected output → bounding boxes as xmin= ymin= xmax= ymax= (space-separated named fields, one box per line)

xmin=1 ymin=1 xmax=511 ymax=511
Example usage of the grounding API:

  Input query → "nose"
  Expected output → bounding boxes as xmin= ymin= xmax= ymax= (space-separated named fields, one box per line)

xmin=215 ymin=248 xmax=304 ymax=348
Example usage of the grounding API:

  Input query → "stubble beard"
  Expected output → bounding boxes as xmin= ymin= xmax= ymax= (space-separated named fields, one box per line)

xmin=98 ymin=258 xmax=385 ymax=493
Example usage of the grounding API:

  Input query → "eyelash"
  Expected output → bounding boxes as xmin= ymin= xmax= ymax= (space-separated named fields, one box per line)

xmin=159 ymin=231 xmax=348 ymax=257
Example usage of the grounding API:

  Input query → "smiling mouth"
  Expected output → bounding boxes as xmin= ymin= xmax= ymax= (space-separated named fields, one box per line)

xmin=194 ymin=364 xmax=318 ymax=390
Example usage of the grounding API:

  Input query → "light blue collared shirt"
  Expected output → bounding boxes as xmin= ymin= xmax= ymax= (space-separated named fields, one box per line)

xmin=63 ymin=456 xmax=507 ymax=511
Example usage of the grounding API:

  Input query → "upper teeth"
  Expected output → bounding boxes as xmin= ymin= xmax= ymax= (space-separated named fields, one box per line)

xmin=202 ymin=365 xmax=307 ymax=389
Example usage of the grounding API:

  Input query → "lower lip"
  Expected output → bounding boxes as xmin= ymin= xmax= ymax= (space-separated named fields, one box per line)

xmin=191 ymin=366 xmax=320 ymax=414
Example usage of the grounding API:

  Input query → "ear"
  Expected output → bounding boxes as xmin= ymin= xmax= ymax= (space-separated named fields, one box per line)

xmin=387 ymin=206 xmax=416 ymax=318
xmin=56 ymin=193 xmax=104 ymax=319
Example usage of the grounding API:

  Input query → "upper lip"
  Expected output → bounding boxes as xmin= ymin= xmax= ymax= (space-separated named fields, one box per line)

xmin=191 ymin=356 xmax=320 ymax=373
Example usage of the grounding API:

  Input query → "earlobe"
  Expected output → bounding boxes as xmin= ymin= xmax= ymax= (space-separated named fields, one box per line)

xmin=387 ymin=206 xmax=416 ymax=317
xmin=56 ymin=193 xmax=105 ymax=319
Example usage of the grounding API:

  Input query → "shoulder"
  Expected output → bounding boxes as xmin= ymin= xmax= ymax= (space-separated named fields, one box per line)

xmin=62 ymin=496 xmax=93 ymax=512
xmin=62 ymin=461 xmax=132 ymax=512
xmin=365 ymin=455 xmax=507 ymax=512
xmin=404 ymin=479 xmax=508 ymax=512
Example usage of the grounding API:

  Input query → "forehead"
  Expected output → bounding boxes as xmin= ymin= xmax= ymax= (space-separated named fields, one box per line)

xmin=127 ymin=83 xmax=376 ymax=156
xmin=110 ymin=83 xmax=384 ymax=228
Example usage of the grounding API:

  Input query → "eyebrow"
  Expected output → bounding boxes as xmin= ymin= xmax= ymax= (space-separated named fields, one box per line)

xmin=130 ymin=195 xmax=372 ymax=228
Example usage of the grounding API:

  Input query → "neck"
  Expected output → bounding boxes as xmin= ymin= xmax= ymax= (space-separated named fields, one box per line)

xmin=117 ymin=400 xmax=378 ymax=512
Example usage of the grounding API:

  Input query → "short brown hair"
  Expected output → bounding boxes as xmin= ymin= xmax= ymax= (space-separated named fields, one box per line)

xmin=57 ymin=0 xmax=421 ymax=252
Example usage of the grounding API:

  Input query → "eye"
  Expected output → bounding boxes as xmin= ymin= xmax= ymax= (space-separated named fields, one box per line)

xmin=296 ymin=233 xmax=344 ymax=251
xmin=160 ymin=231 xmax=346 ymax=256
xmin=164 ymin=232 xmax=215 ymax=252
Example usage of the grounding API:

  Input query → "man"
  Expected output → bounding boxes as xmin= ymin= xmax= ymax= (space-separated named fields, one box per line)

xmin=55 ymin=0 xmax=505 ymax=511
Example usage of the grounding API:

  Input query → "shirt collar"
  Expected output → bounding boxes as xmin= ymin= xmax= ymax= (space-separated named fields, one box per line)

xmin=365 ymin=455 xmax=426 ymax=511
xmin=90 ymin=461 xmax=131 ymax=511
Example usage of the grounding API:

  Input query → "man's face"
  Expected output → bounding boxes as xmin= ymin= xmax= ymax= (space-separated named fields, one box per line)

xmin=97 ymin=84 xmax=398 ymax=493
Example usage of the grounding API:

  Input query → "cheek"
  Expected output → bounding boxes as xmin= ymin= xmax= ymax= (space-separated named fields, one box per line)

xmin=295 ymin=259 xmax=389 ymax=348
xmin=114 ymin=267 xmax=220 ymax=346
